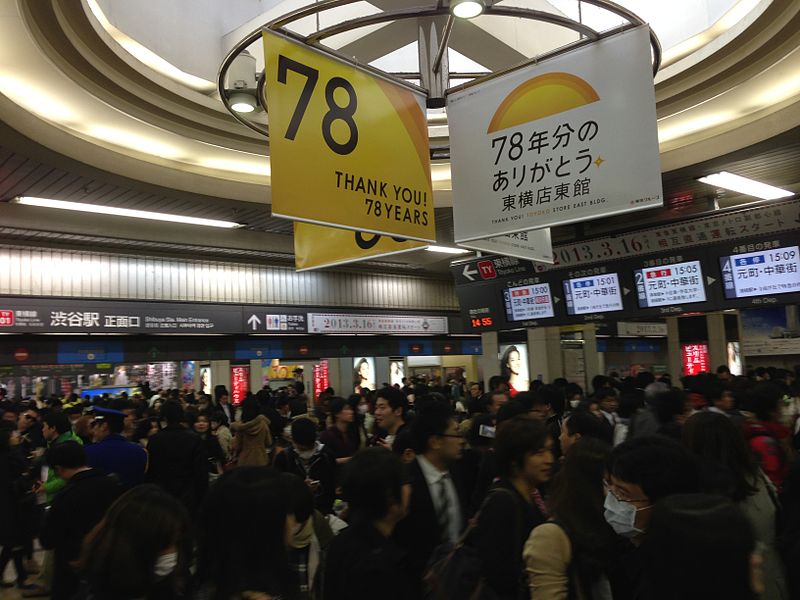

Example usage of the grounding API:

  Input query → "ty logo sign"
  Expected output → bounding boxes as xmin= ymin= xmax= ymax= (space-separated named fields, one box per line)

xmin=478 ymin=260 xmax=497 ymax=280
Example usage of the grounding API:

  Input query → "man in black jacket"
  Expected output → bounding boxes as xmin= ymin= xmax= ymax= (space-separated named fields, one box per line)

xmin=39 ymin=442 xmax=121 ymax=600
xmin=324 ymin=448 xmax=412 ymax=600
xmin=392 ymin=399 xmax=467 ymax=594
xmin=146 ymin=401 xmax=208 ymax=516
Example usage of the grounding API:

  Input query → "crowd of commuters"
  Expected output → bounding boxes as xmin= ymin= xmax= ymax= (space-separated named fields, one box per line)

xmin=0 ymin=364 xmax=799 ymax=599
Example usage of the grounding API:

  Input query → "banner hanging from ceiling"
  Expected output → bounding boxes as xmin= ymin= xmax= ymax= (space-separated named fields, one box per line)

xmin=459 ymin=227 xmax=554 ymax=263
xmin=293 ymin=222 xmax=425 ymax=271
xmin=264 ymin=30 xmax=436 ymax=242
xmin=447 ymin=26 xmax=662 ymax=244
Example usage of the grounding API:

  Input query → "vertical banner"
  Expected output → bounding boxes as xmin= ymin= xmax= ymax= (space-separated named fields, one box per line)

xmin=293 ymin=222 xmax=425 ymax=271
xmin=682 ymin=343 xmax=710 ymax=376
xmin=264 ymin=30 xmax=436 ymax=242
xmin=313 ymin=359 xmax=330 ymax=400
xmin=231 ymin=365 xmax=250 ymax=405
xmin=447 ymin=26 xmax=662 ymax=243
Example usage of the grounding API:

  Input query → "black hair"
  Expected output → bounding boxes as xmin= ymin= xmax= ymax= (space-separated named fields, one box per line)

xmin=746 ymin=383 xmax=782 ymax=421
xmin=240 ymin=396 xmax=261 ymax=423
xmin=496 ymin=400 xmax=527 ymax=424
xmin=341 ymin=448 xmax=406 ymax=520
xmin=565 ymin=410 xmax=609 ymax=442
xmin=616 ymin=393 xmax=642 ymax=420
xmin=716 ymin=365 xmax=731 ymax=375
xmin=591 ymin=375 xmax=610 ymax=391
xmin=0 ymin=421 xmax=15 ymax=451
xmin=594 ymin=387 xmax=618 ymax=402
xmin=651 ymin=389 xmax=686 ymax=425
xmin=46 ymin=440 xmax=87 ymax=469
xmin=642 ymin=494 xmax=756 ymax=600
xmin=549 ymin=437 xmax=617 ymax=588
xmin=488 ymin=375 xmax=506 ymax=391
xmin=500 ymin=345 xmax=520 ymax=380
xmin=392 ymin=429 xmax=416 ymax=458
xmin=81 ymin=484 xmax=191 ymax=600
xmin=682 ymin=412 xmax=758 ymax=502
xmin=565 ymin=383 xmax=584 ymax=399
xmin=209 ymin=410 xmax=229 ymax=427
xmin=160 ymin=400 xmax=184 ymax=426
xmin=411 ymin=399 xmax=454 ymax=454
xmin=329 ymin=397 xmax=350 ymax=419
xmin=376 ymin=386 xmax=408 ymax=418
xmin=494 ymin=416 xmax=549 ymax=478
xmin=291 ymin=417 xmax=318 ymax=448
xmin=198 ymin=468 xmax=292 ymax=598
xmin=608 ymin=436 xmax=698 ymax=503
xmin=534 ymin=384 xmax=564 ymax=409
xmin=43 ymin=411 xmax=71 ymax=434
xmin=467 ymin=414 xmax=496 ymax=448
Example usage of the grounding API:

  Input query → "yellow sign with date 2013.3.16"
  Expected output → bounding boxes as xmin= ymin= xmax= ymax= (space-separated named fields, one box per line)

xmin=263 ymin=30 xmax=436 ymax=242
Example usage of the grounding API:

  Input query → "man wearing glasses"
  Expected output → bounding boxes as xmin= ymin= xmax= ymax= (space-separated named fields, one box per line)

xmin=17 ymin=407 xmax=45 ymax=456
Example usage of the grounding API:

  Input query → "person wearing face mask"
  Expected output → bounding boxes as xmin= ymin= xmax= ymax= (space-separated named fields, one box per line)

xmin=324 ymin=448 xmax=413 ymax=600
xmin=274 ymin=417 xmax=337 ymax=515
xmin=38 ymin=442 xmax=121 ymax=600
xmin=78 ymin=484 xmax=191 ymax=600
xmin=603 ymin=436 xmax=699 ymax=600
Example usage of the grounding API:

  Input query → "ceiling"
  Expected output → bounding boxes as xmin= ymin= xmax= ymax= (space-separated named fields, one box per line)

xmin=0 ymin=0 xmax=798 ymax=276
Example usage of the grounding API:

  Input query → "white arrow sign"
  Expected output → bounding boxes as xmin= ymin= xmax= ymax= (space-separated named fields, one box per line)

xmin=707 ymin=276 xmax=716 ymax=285
xmin=554 ymin=296 xmax=561 ymax=304
xmin=247 ymin=314 xmax=262 ymax=330
xmin=623 ymin=287 xmax=631 ymax=295
xmin=462 ymin=264 xmax=479 ymax=281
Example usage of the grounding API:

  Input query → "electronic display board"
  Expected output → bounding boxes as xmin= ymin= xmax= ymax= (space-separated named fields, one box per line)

xmin=563 ymin=273 xmax=624 ymax=315
xmin=720 ymin=245 xmax=800 ymax=299
xmin=503 ymin=283 xmax=555 ymax=322
xmin=634 ymin=260 xmax=707 ymax=308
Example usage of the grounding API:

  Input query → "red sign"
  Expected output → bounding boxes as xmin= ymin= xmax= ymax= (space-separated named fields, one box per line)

xmin=478 ymin=260 xmax=497 ymax=279
xmin=14 ymin=348 xmax=29 ymax=361
xmin=0 ymin=310 xmax=14 ymax=327
xmin=470 ymin=316 xmax=494 ymax=329
xmin=443 ymin=343 xmax=453 ymax=353
xmin=313 ymin=360 xmax=330 ymax=400
xmin=231 ymin=365 xmax=250 ymax=405
xmin=682 ymin=343 xmax=710 ymax=376
xmin=299 ymin=345 xmax=309 ymax=356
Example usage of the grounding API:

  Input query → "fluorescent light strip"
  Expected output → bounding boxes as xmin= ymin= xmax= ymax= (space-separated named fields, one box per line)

xmin=425 ymin=245 xmax=470 ymax=254
xmin=15 ymin=197 xmax=241 ymax=228
xmin=697 ymin=171 xmax=793 ymax=200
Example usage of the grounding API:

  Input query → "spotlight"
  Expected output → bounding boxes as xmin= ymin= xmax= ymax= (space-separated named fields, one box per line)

xmin=230 ymin=92 xmax=256 ymax=113
xmin=451 ymin=0 xmax=485 ymax=19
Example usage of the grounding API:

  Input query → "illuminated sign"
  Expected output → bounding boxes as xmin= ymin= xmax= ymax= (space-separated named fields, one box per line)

xmin=635 ymin=260 xmax=706 ymax=308
xmin=563 ymin=273 xmax=623 ymax=315
xmin=682 ymin=343 xmax=709 ymax=376
xmin=231 ymin=366 xmax=249 ymax=405
xmin=721 ymin=245 xmax=800 ymax=299
xmin=503 ymin=283 xmax=555 ymax=321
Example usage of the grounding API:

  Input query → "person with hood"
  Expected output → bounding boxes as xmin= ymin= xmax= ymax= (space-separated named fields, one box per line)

xmin=231 ymin=396 xmax=272 ymax=467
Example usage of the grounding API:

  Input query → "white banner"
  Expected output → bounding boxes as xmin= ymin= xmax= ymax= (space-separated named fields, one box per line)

xmin=307 ymin=313 xmax=448 ymax=334
xmin=617 ymin=322 xmax=668 ymax=337
xmin=448 ymin=27 xmax=662 ymax=243
xmin=459 ymin=228 xmax=554 ymax=263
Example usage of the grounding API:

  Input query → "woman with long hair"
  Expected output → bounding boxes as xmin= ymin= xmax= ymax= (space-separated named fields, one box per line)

xmin=231 ymin=397 xmax=272 ymax=467
xmin=683 ymin=411 xmax=788 ymax=600
xmin=78 ymin=485 xmax=192 ymax=600
xmin=500 ymin=346 xmax=528 ymax=397
xmin=353 ymin=359 xmax=372 ymax=393
xmin=524 ymin=437 xmax=619 ymax=600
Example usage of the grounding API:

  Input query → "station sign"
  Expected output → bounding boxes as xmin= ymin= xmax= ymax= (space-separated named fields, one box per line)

xmin=448 ymin=26 xmax=662 ymax=244
xmin=264 ymin=30 xmax=435 ymax=242
xmin=307 ymin=312 xmax=448 ymax=335
xmin=293 ymin=222 xmax=425 ymax=271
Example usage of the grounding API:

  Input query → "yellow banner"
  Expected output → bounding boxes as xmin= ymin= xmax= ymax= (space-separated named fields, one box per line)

xmin=264 ymin=30 xmax=435 ymax=242
xmin=294 ymin=222 xmax=425 ymax=271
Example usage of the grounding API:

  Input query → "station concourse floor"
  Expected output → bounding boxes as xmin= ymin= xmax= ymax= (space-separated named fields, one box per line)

xmin=1 ymin=550 xmax=47 ymax=600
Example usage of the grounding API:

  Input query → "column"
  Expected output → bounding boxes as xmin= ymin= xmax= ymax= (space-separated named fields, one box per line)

xmin=249 ymin=359 xmax=262 ymax=393
xmin=527 ymin=327 xmax=563 ymax=383
xmin=479 ymin=331 xmax=499 ymax=386
xmin=583 ymin=324 xmax=601 ymax=385
xmin=706 ymin=312 xmax=727 ymax=373
xmin=210 ymin=360 xmax=231 ymax=395
xmin=666 ymin=316 xmax=682 ymax=381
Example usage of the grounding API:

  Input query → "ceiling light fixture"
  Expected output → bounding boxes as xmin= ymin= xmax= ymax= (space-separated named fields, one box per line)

xmin=14 ymin=197 xmax=242 ymax=228
xmin=697 ymin=171 xmax=793 ymax=200
xmin=451 ymin=0 xmax=485 ymax=19
xmin=425 ymin=245 xmax=470 ymax=254
xmin=230 ymin=92 xmax=256 ymax=113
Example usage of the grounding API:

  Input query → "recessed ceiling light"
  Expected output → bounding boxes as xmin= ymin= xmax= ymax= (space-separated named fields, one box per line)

xmin=14 ymin=197 xmax=242 ymax=228
xmin=425 ymin=245 xmax=470 ymax=254
xmin=697 ymin=171 xmax=793 ymax=200
xmin=451 ymin=0 xmax=485 ymax=19
xmin=230 ymin=92 xmax=256 ymax=113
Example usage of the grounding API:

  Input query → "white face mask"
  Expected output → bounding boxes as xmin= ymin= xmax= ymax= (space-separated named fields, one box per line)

xmin=603 ymin=491 xmax=650 ymax=539
xmin=358 ymin=404 xmax=369 ymax=415
xmin=569 ymin=399 xmax=581 ymax=409
xmin=154 ymin=551 xmax=178 ymax=578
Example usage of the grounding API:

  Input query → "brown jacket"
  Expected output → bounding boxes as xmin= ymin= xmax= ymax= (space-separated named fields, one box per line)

xmin=231 ymin=414 xmax=272 ymax=467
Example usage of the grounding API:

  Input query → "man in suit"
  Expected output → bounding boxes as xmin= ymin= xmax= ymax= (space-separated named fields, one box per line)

xmin=392 ymin=398 xmax=467 ymax=593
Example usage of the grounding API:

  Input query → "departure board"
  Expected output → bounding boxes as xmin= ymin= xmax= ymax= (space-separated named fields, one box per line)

xmin=563 ymin=273 xmax=623 ymax=315
xmin=503 ymin=283 xmax=555 ymax=321
xmin=634 ymin=260 xmax=706 ymax=308
xmin=720 ymin=245 xmax=800 ymax=299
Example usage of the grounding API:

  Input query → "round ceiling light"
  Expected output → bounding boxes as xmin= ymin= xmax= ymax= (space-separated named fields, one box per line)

xmin=451 ymin=0 xmax=485 ymax=19
xmin=230 ymin=92 xmax=256 ymax=113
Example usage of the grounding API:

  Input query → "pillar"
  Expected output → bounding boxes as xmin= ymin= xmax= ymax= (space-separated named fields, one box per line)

xmin=527 ymin=326 xmax=563 ymax=383
xmin=479 ymin=331 xmax=499 ymax=386
xmin=583 ymin=324 xmax=601 ymax=386
xmin=210 ymin=360 xmax=231 ymax=394
xmin=666 ymin=316 xmax=682 ymax=381
xmin=249 ymin=359 xmax=262 ymax=393
xmin=706 ymin=312 xmax=727 ymax=373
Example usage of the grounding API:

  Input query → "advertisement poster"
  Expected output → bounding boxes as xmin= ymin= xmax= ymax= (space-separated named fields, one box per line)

xmin=264 ymin=30 xmax=435 ymax=242
xmin=181 ymin=361 xmax=196 ymax=390
xmin=390 ymin=358 xmax=405 ymax=387
xmin=313 ymin=360 xmax=330 ymax=400
xmin=499 ymin=343 xmax=529 ymax=396
xmin=199 ymin=366 xmax=212 ymax=396
xmin=353 ymin=357 xmax=376 ymax=392
xmin=267 ymin=362 xmax=302 ymax=382
xmin=682 ymin=343 xmax=710 ymax=376
xmin=231 ymin=366 xmax=250 ymax=406
xmin=740 ymin=307 xmax=799 ymax=355
xmin=448 ymin=27 xmax=661 ymax=244
xmin=727 ymin=342 xmax=743 ymax=376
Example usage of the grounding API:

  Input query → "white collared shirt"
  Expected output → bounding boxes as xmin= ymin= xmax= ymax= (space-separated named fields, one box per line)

xmin=707 ymin=406 xmax=730 ymax=417
xmin=417 ymin=455 xmax=462 ymax=544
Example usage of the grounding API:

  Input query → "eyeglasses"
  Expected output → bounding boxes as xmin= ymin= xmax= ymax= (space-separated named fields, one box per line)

xmin=603 ymin=480 xmax=649 ymax=504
